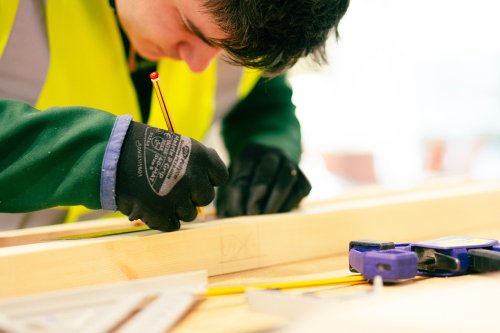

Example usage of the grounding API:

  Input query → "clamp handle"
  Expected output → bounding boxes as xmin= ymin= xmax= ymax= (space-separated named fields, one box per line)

xmin=349 ymin=240 xmax=418 ymax=281
xmin=468 ymin=247 xmax=500 ymax=273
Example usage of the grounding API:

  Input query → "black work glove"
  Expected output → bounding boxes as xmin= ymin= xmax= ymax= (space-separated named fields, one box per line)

xmin=216 ymin=143 xmax=311 ymax=217
xmin=116 ymin=122 xmax=228 ymax=231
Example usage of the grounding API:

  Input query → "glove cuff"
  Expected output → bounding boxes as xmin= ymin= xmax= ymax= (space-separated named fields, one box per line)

xmin=100 ymin=115 xmax=132 ymax=211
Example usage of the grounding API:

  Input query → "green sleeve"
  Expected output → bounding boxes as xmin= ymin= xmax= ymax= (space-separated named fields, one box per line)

xmin=0 ymin=99 xmax=117 ymax=212
xmin=221 ymin=74 xmax=302 ymax=163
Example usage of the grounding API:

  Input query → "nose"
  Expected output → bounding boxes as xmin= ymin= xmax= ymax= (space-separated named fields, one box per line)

xmin=178 ymin=40 xmax=221 ymax=72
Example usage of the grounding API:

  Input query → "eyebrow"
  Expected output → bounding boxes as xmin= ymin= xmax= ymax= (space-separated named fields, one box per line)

xmin=185 ymin=18 xmax=216 ymax=47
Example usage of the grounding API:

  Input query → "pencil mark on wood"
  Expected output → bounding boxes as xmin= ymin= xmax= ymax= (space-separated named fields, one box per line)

xmin=221 ymin=227 xmax=260 ymax=262
xmin=106 ymin=243 xmax=139 ymax=279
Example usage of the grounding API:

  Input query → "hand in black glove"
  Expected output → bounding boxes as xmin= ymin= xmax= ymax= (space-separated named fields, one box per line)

xmin=216 ymin=143 xmax=311 ymax=217
xmin=116 ymin=122 xmax=228 ymax=231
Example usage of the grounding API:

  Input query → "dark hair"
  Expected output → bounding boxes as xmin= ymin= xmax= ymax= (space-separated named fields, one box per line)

xmin=203 ymin=0 xmax=350 ymax=76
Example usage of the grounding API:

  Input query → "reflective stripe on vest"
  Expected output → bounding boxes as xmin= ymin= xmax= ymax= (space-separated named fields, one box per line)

xmin=0 ymin=0 xmax=19 ymax=58
xmin=0 ymin=0 xmax=49 ymax=105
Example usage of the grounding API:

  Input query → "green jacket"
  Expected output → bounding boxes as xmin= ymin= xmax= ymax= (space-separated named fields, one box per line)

xmin=222 ymin=75 xmax=302 ymax=163
xmin=0 ymin=99 xmax=123 ymax=212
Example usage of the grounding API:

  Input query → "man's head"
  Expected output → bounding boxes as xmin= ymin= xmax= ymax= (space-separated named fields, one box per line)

xmin=116 ymin=0 xmax=349 ymax=75
xmin=204 ymin=0 xmax=350 ymax=75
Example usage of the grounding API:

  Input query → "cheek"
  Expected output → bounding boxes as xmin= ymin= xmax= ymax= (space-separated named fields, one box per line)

xmin=118 ymin=7 xmax=154 ymax=46
xmin=151 ymin=19 xmax=192 ymax=49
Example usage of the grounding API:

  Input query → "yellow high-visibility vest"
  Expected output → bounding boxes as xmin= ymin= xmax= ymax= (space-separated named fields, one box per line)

xmin=1 ymin=0 xmax=261 ymax=222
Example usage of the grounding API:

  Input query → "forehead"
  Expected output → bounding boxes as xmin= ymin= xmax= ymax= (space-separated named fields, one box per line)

xmin=178 ymin=0 xmax=226 ymax=40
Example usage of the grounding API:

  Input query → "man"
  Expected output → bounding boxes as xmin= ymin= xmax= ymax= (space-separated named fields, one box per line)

xmin=0 ymin=0 xmax=349 ymax=231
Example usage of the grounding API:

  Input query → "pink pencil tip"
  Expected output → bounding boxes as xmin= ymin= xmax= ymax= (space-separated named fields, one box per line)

xmin=149 ymin=72 xmax=159 ymax=80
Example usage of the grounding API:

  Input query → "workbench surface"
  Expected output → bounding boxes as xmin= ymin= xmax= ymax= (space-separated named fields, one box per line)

xmin=172 ymin=224 xmax=500 ymax=333
xmin=0 ymin=180 xmax=500 ymax=333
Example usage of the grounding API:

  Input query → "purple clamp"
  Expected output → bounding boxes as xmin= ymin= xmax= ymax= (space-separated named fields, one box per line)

xmin=349 ymin=240 xmax=418 ymax=282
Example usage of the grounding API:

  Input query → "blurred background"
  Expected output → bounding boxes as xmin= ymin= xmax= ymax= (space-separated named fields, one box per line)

xmin=289 ymin=0 xmax=500 ymax=200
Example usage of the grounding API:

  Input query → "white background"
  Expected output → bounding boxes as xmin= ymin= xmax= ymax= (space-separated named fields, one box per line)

xmin=290 ymin=0 xmax=500 ymax=199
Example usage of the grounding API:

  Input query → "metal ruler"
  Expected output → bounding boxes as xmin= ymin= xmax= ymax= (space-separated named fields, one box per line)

xmin=0 ymin=270 xmax=206 ymax=333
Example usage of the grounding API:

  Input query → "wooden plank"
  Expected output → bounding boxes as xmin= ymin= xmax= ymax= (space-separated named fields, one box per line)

xmin=2 ymin=180 xmax=500 ymax=298
xmin=0 ymin=218 xmax=146 ymax=248
xmin=0 ymin=177 xmax=470 ymax=248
